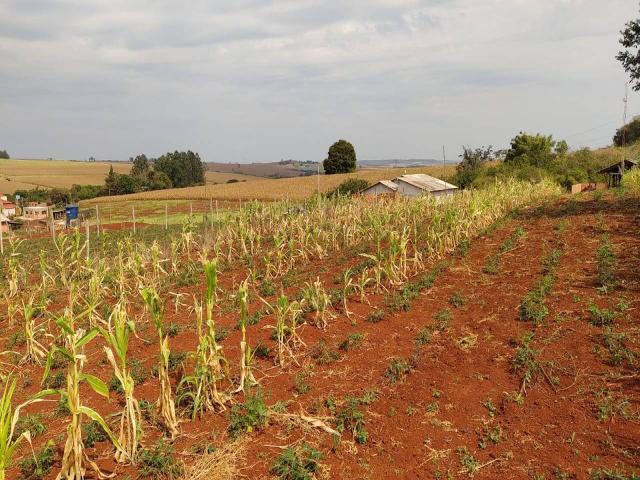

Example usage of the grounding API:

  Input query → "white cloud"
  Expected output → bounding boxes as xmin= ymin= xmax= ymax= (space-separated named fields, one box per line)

xmin=0 ymin=0 xmax=637 ymax=161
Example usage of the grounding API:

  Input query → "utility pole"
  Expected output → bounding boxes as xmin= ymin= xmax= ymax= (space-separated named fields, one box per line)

xmin=622 ymin=81 xmax=629 ymax=164
xmin=317 ymin=162 xmax=320 ymax=196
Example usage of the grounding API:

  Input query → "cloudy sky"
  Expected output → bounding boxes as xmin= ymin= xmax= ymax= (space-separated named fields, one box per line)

xmin=0 ymin=0 xmax=637 ymax=162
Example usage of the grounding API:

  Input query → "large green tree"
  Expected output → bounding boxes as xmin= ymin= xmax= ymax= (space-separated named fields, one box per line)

xmin=130 ymin=154 xmax=151 ymax=177
xmin=0 ymin=150 xmax=9 ymax=159
xmin=154 ymin=150 xmax=205 ymax=187
xmin=618 ymin=8 xmax=640 ymax=90
xmin=504 ymin=133 xmax=557 ymax=167
xmin=613 ymin=116 xmax=640 ymax=146
xmin=323 ymin=140 xmax=357 ymax=174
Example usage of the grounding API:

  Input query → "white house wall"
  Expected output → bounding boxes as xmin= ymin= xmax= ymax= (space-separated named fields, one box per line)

xmin=362 ymin=184 xmax=396 ymax=196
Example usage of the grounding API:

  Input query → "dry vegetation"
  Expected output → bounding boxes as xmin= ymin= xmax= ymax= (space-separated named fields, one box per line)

xmin=0 ymin=159 xmax=131 ymax=193
xmin=90 ymin=165 xmax=456 ymax=203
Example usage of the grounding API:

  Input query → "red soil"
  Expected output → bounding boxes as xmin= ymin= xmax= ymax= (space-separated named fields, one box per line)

xmin=3 ymin=193 xmax=639 ymax=479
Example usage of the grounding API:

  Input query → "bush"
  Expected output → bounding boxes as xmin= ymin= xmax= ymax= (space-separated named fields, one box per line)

xmin=19 ymin=441 xmax=56 ymax=480
xmin=325 ymin=178 xmax=369 ymax=197
xmin=270 ymin=444 xmax=323 ymax=480
xmin=139 ymin=441 xmax=185 ymax=480
xmin=228 ymin=392 xmax=268 ymax=436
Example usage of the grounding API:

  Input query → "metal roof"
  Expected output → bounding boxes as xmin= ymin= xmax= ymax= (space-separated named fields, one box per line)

xmin=393 ymin=174 xmax=458 ymax=192
xmin=362 ymin=180 xmax=398 ymax=192
xmin=597 ymin=159 xmax=637 ymax=175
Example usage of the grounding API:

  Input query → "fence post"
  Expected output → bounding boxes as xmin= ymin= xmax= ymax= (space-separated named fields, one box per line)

xmin=0 ymin=204 xmax=4 ymax=255
xmin=165 ymin=203 xmax=168 ymax=230
xmin=132 ymin=206 xmax=136 ymax=234
xmin=95 ymin=205 xmax=100 ymax=237
xmin=209 ymin=198 xmax=214 ymax=233
xmin=50 ymin=208 xmax=56 ymax=241
xmin=85 ymin=220 xmax=90 ymax=260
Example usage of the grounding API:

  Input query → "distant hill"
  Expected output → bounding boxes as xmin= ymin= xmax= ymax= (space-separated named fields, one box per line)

xmin=207 ymin=158 xmax=458 ymax=178
xmin=206 ymin=160 xmax=318 ymax=178
xmin=359 ymin=159 xmax=458 ymax=168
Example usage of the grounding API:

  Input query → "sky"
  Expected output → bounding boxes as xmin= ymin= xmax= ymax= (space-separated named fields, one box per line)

xmin=0 ymin=0 xmax=638 ymax=163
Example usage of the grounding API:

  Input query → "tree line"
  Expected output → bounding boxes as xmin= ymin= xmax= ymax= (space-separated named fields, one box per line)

xmin=12 ymin=150 xmax=205 ymax=205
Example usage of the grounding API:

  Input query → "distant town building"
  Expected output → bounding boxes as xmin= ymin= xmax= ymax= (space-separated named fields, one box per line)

xmin=1 ymin=201 xmax=16 ymax=217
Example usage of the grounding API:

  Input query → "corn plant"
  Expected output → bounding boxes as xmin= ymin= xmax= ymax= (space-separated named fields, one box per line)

xmin=262 ymin=294 xmax=304 ymax=368
xmin=0 ymin=376 xmax=40 ymax=480
xmin=178 ymin=261 xmax=229 ymax=417
xmin=20 ymin=297 xmax=48 ymax=365
xmin=234 ymin=279 xmax=258 ymax=393
xmin=101 ymin=303 xmax=142 ymax=463
xmin=303 ymin=277 xmax=332 ymax=330
xmin=40 ymin=309 xmax=121 ymax=480
xmin=341 ymin=269 xmax=354 ymax=319
xmin=141 ymin=288 xmax=179 ymax=439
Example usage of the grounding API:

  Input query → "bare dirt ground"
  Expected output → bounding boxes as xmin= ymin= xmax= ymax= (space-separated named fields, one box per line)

xmin=3 ymin=192 xmax=639 ymax=479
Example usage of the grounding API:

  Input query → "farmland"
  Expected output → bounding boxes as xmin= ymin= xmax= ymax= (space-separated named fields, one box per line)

xmin=0 ymin=159 xmax=131 ymax=194
xmin=0 ymin=159 xmax=262 ymax=195
xmin=0 ymin=177 xmax=638 ymax=480
xmin=88 ymin=165 xmax=456 ymax=203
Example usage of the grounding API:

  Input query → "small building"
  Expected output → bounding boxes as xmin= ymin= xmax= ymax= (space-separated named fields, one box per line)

xmin=597 ymin=159 xmax=637 ymax=187
xmin=361 ymin=180 xmax=399 ymax=196
xmin=363 ymin=174 xmax=458 ymax=198
xmin=22 ymin=204 xmax=50 ymax=221
xmin=0 ymin=194 xmax=7 ymax=202
xmin=393 ymin=174 xmax=458 ymax=197
xmin=1 ymin=201 xmax=16 ymax=217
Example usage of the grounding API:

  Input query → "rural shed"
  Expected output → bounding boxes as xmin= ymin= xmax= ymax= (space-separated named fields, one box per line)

xmin=361 ymin=180 xmax=399 ymax=196
xmin=393 ymin=174 xmax=458 ymax=197
xmin=597 ymin=159 xmax=637 ymax=187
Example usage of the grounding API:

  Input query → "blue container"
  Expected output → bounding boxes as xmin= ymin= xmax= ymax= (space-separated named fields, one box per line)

xmin=65 ymin=205 xmax=79 ymax=226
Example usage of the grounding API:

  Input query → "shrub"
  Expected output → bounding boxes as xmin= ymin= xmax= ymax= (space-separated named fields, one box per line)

xmin=384 ymin=358 xmax=412 ymax=384
xmin=19 ymin=441 xmax=56 ymax=480
xmin=138 ymin=441 xmax=185 ymax=480
xmin=82 ymin=420 xmax=108 ymax=448
xmin=326 ymin=178 xmax=369 ymax=197
xmin=270 ymin=444 xmax=323 ymax=480
xmin=228 ymin=392 xmax=268 ymax=436
xmin=339 ymin=332 xmax=363 ymax=351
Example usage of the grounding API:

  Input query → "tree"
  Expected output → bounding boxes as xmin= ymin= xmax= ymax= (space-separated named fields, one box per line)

xmin=154 ymin=150 xmax=205 ymax=188
xmin=323 ymin=140 xmax=357 ymax=174
xmin=617 ymin=9 xmax=640 ymax=90
xmin=130 ymin=154 xmax=150 ymax=177
xmin=455 ymin=146 xmax=494 ymax=188
xmin=145 ymin=170 xmax=173 ymax=190
xmin=0 ymin=150 xmax=9 ymax=159
xmin=613 ymin=117 xmax=640 ymax=146
xmin=504 ymin=132 xmax=557 ymax=167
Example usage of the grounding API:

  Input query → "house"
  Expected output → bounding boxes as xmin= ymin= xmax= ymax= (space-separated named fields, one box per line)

xmin=597 ymin=159 xmax=637 ymax=187
xmin=21 ymin=204 xmax=50 ymax=221
xmin=362 ymin=174 xmax=458 ymax=198
xmin=1 ymin=201 xmax=16 ymax=217
xmin=361 ymin=180 xmax=398 ymax=196
xmin=393 ymin=174 xmax=458 ymax=197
